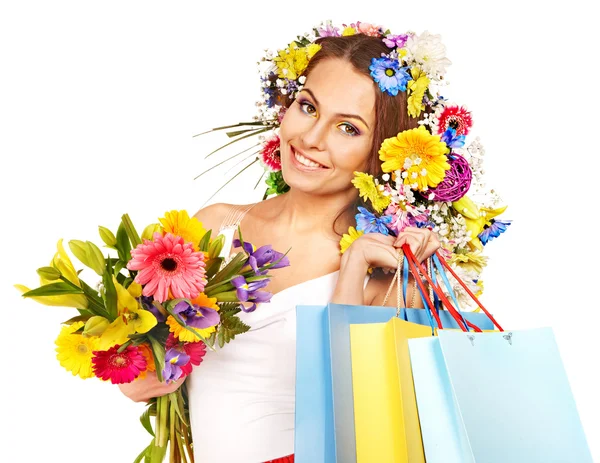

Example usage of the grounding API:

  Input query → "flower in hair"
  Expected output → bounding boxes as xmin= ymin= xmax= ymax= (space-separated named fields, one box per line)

xmin=259 ymin=134 xmax=282 ymax=172
xmin=405 ymin=31 xmax=452 ymax=80
xmin=378 ymin=126 xmax=450 ymax=192
xmin=369 ymin=57 xmax=412 ymax=96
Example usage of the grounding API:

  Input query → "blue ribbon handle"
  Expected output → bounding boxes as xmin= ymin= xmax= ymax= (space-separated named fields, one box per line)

xmin=431 ymin=253 xmax=471 ymax=332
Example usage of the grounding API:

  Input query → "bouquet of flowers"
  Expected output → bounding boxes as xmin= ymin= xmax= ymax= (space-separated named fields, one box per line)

xmin=196 ymin=20 xmax=510 ymax=308
xmin=16 ymin=210 xmax=289 ymax=462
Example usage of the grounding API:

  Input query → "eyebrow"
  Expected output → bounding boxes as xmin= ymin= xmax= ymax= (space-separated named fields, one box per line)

xmin=301 ymin=88 xmax=371 ymax=130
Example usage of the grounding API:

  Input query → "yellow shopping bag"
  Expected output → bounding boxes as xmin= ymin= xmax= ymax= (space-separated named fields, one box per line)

xmin=350 ymin=316 xmax=432 ymax=463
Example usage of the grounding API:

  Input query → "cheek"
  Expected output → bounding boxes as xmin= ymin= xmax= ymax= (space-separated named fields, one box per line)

xmin=332 ymin=141 xmax=373 ymax=172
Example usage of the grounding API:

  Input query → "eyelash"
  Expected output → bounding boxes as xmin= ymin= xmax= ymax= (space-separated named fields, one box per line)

xmin=297 ymin=98 xmax=360 ymax=137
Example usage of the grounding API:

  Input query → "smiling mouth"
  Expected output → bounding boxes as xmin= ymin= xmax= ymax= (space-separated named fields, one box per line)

xmin=292 ymin=147 xmax=328 ymax=169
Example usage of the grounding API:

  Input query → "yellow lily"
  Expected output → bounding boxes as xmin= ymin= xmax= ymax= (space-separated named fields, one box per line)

xmin=15 ymin=239 xmax=88 ymax=309
xmin=452 ymin=197 xmax=507 ymax=250
xmin=97 ymin=277 xmax=156 ymax=349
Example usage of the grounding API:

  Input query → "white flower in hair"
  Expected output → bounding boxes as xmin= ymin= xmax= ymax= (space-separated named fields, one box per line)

xmin=405 ymin=31 xmax=452 ymax=80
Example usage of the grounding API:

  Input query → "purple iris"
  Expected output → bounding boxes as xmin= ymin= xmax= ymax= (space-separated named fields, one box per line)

xmin=231 ymin=275 xmax=272 ymax=313
xmin=172 ymin=300 xmax=220 ymax=329
xmin=440 ymin=127 xmax=466 ymax=149
xmin=369 ymin=57 xmax=411 ymax=96
xmin=383 ymin=33 xmax=410 ymax=49
xmin=233 ymin=239 xmax=290 ymax=275
xmin=140 ymin=295 xmax=165 ymax=323
xmin=162 ymin=348 xmax=190 ymax=384
xmin=356 ymin=207 xmax=393 ymax=235
xmin=478 ymin=220 xmax=511 ymax=245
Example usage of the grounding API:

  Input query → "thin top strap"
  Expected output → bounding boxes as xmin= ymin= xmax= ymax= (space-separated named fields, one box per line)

xmin=218 ymin=203 xmax=257 ymax=259
xmin=219 ymin=203 xmax=257 ymax=232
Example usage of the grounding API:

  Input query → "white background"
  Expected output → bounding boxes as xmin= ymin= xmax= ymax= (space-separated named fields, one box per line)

xmin=1 ymin=1 xmax=598 ymax=461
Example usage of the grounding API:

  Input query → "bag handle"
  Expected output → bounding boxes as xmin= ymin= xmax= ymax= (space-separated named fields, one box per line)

xmin=433 ymin=250 xmax=504 ymax=332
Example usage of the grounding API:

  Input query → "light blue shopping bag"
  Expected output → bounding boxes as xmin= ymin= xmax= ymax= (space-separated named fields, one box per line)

xmin=409 ymin=328 xmax=594 ymax=463
xmin=295 ymin=303 xmax=396 ymax=463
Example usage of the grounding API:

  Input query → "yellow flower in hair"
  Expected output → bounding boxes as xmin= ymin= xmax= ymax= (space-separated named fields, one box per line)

xmin=352 ymin=172 xmax=391 ymax=213
xmin=378 ymin=126 xmax=450 ymax=192
xmin=342 ymin=26 xmax=357 ymax=36
xmin=407 ymin=67 xmax=430 ymax=118
xmin=159 ymin=210 xmax=207 ymax=251
xmin=340 ymin=226 xmax=364 ymax=254
xmin=306 ymin=43 xmax=322 ymax=60
xmin=274 ymin=42 xmax=314 ymax=80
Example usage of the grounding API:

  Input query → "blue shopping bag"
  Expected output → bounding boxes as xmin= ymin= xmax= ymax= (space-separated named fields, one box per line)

xmin=295 ymin=303 xmax=396 ymax=463
xmin=409 ymin=328 xmax=594 ymax=463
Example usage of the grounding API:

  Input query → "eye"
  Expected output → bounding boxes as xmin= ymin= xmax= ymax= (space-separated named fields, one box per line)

xmin=299 ymin=100 xmax=317 ymax=117
xmin=338 ymin=122 xmax=359 ymax=137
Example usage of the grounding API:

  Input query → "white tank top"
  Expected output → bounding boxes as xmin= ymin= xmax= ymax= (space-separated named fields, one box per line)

xmin=187 ymin=205 xmax=367 ymax=462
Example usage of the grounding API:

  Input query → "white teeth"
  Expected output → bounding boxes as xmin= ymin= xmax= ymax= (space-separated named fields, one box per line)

xmin=294 ymin=150 xmax=323 ymax=168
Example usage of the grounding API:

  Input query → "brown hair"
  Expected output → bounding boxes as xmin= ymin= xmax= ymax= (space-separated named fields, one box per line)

xmin=300 ymin=34 xmax=424 ymax=234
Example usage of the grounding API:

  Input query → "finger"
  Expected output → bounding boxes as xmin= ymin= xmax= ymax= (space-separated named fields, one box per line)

xmin=396 ymin=229 xmax=428 ymax=258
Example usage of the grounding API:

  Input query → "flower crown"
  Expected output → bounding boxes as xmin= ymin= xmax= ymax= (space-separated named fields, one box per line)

xmin=198 ymin=20 xmax=510 ymax=307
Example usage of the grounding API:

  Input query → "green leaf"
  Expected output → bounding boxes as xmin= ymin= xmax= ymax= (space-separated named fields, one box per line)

xmin=36 ymin=266 xmax=61 ymax=280
xmin=217 ymin=329 xmax=225 ymax=348
xmin=198 ymin=158 xmax=261 ymax=207
xmin=133 ymin=444 xmax=152 ymax=463
xmin=207 ymin=290 xmax=240 ymax=302
xmin=22 ymin=282 xmax=84 ymax=298
xmin=102 ymin=267 xmax=118 ymax=321
xmin=192 ymin=120 xmax=272 ymax=138
xmin=61 ymin=314 xmax=91 ymax=325
xmin=194 ymin=144 xmax=260 ymax=179
xmin=204 ymin=252 xmax=247 ymax=290
xmin=121 ymin=213 xmax=142 ymax=249
xmin=198 ymin=229 xmax=212 ymax=252
xmin=147 ymin=334 xmax=166 ymax=382
xmin=140 ymin=406 xmax=155 ymax=437
xmin=116 ymin=223 xmax=132 ymax=263
xmin=204 ymin=257 xmax=224 ymax=280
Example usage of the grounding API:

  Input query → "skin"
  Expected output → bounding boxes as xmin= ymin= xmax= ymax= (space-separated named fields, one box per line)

xmin=119 ymin=58 xmax=440 ymax=402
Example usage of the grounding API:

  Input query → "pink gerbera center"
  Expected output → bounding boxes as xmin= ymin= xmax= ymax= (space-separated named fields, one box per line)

xmin=436 ymin=105 xmax=473 ymax=136
xmin=260 ymin=134 xmax=282 ymax=172
xmin=127 ymin=232 xmax=207 ymax=303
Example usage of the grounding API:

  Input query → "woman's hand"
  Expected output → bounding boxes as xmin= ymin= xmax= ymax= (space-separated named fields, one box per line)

xmin=343 ymin=227 xmax=440 ymax=271
xmin=118 ymin=373 xmax=182 ymax=403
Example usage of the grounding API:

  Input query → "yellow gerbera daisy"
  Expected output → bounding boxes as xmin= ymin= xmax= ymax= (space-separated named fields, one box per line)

xmin=407 ymin=67 xmax=430 ymax=118
xmin=378 ymin=126 xmax=450 ymax=192
xmin=340 ymin=226 xmax=364 ymax=254
xmin=55 ymin=322 xmax=99 ymax=379
xmin=351 ymin=172 xmax=391 ymax=213
xmin=159 ymin=210 xmax=207 ymax=251
xmin=166 ymin=293 xmax=220 ymax=342
xmin=342 ymin=26 xmax=357 ymax=36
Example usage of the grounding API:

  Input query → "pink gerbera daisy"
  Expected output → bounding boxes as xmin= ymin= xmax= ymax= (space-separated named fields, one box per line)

xmin=92 ymin=344 xmax=147 ymax=384
xmin=435 ymin=105 xmax=473 ymax=136
xmin=127 ymin=232 xmax=207 ymax=303
xmin=259 ymin=135 xmax=282 ymax=172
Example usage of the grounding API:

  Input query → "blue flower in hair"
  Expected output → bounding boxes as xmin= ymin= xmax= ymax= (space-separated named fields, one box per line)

xmin=369 ymin=57 xmax=411 ymax=96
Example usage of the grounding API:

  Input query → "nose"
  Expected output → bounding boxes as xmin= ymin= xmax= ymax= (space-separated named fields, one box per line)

xmin=300 ymin=118 xmax=327 ymax=152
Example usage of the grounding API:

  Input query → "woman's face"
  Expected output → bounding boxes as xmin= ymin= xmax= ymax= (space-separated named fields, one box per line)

xmin=279 ymin=58 xmax=376 ymax=196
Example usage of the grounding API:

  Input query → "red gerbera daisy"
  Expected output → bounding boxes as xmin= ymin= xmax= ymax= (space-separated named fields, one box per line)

xmin=165 ymin=333 xmax=206 ymax=378
xmin=127 ymin=232 xmax=207 ymax=303
xmin=435 ymin=105 xmax=473 ymax=136
xmin=259 ymin=135 xmax=282 ymax=172
xmin=92 ymin=344 xmax=147 ymax=384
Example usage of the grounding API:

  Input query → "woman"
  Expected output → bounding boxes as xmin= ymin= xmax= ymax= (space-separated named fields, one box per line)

xmin=120 ymin=32 xmax=440 ymax=462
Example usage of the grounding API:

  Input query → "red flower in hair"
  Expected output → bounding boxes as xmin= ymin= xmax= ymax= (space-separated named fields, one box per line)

xmin=435 ymin=105 xmax=473 ymax=136
xmin=259 ymin=135 xmax=282 ymax=172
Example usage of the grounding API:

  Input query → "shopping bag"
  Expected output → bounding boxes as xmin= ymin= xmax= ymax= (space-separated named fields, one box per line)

xmin=409 ymin=329 xmax=594 ymax=462
xmin=295 ymin=303 xmax=396 ymax=463
xmin=349 ymin=316 xmax=431 ymax=462
xmin=402 ymin=248 xmax=594 ymax=462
